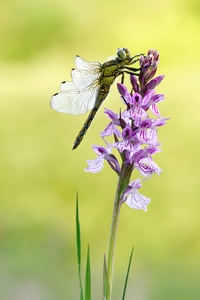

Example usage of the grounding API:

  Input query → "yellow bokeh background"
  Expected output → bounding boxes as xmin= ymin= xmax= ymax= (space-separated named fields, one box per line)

xmin=1 ymin=0 xmax=200 ymax=299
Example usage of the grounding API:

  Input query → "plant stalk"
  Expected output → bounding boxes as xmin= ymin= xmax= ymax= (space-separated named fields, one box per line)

xmin=107 ymin=164 xmax=132 ymax=299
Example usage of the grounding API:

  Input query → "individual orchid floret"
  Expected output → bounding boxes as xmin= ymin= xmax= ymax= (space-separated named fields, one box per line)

xmin=122 ymin=179 xmax=151 ymax=211
xmin=85 ymin=145 xmax=121 ymax=174
xmin=135 ymin=156 xmax=162 ymax=177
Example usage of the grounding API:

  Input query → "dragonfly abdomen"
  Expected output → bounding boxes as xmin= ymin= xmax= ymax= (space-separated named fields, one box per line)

xmin=72 ymin=106 xmax=99 ymax=150
xmin=72 ymin=85 xmax=110 ymax=150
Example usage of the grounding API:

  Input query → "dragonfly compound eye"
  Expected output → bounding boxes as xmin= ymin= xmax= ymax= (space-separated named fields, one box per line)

xmin=116 ymin=48 xmax=127 ymax=61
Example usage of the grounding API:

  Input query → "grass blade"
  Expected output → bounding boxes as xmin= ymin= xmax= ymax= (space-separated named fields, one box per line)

xmin=76 ymin=195 xmax=84 ymax=300
xmin=103 ymin=255 xmax=110 ymax=300
xmin=121 ymin=247 xmax=134 ymax=300
xmin=85 ymin=245 xmax=91 ymax=300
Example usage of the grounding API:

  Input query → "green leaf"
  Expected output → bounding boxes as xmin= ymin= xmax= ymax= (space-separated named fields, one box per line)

xmin=85 ymin=245 xmax=91 ymax=300
xmin=103 ymin=255 xmax=110 ymax=300
xmin=76 ymin=195 xmax=84 ymax=300
xmin=121 ymin=247 xmax=134 ymax=300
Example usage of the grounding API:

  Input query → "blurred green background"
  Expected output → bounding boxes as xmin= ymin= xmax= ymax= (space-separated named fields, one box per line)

xmin=1 ymin=0 xmax=200 ymax=299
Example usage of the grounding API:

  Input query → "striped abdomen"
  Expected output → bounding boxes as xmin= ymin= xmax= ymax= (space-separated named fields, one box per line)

xmin=72 ymin=84 xmax=110 ymax=150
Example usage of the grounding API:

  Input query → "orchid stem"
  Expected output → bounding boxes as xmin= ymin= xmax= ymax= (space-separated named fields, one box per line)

xmin=107 ymin=177 xmax=122 ymax=300
xmin=107 ymin=165 xmax=132 ymax=300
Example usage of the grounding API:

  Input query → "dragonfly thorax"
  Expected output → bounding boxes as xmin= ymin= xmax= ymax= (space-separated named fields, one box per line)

xmin=100 ymin=49 xmax=133 ymax=86
xmin=100 ymin=63 xmax=121 ymax=85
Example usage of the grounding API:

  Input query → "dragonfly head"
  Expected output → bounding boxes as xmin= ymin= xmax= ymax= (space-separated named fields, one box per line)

xmin=116 ymin=48 xmax=131 ymax=61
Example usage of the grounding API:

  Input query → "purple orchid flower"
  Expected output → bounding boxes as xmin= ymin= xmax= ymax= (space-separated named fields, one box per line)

xmin=85 ymin=50 xmax=168 ymax=211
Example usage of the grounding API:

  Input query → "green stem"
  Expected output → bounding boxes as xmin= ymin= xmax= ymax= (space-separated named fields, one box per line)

xmin=107 ymin=176 xmax=122 ymax=297
xmin=107 ymin=164 xmax=132 ymax=300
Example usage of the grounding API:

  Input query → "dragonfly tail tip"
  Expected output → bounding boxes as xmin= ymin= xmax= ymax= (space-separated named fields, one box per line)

xmin=72 ymin=144 xmax=77 ymax=150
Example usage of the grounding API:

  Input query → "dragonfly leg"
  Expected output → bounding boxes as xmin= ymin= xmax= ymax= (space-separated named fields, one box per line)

xmin=121 ymin=73 xmax=125 ymax=84
xmin=124 ymin=66 xmax=141 ymax=72
xmin=130 ymin=53 xmax=144 ymax=64
xmin=123 ymin=70 xmax=140 ymax=76
xmin=131 ymin=53 xmax=144 ymax=59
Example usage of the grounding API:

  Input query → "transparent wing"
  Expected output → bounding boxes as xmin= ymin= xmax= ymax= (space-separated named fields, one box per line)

xmin=72 ymin=69 xmax=100 ymax=90
xmin=72 ymin=56 xmax=101 ymax=90
xmin=50 ymin=81 xmax=100 ymax=115
xmin=75 ymin=55 xmax=100 ymax=71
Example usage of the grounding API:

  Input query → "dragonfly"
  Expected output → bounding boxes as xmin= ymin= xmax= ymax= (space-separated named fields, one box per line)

xmin=50 ymin=48 xmax=142 ymax=150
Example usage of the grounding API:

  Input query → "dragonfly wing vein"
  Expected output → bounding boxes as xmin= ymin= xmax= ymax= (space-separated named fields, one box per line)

xmin=50 ymin=83 xmax=100 ymax=115
xmin=71 ymin=69 xmax=100 ymax=90
xmin=75 ymin=56 xmax=100 ymax=71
